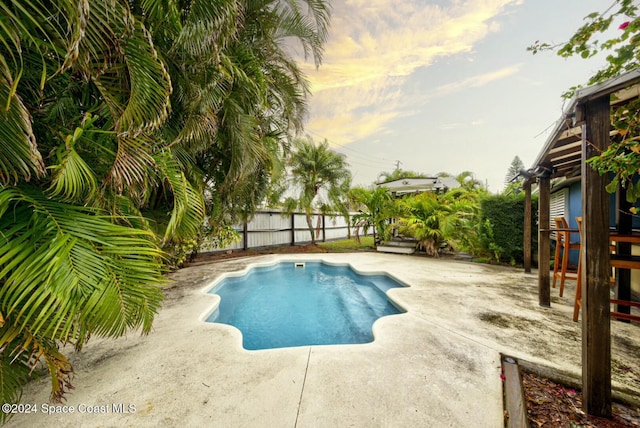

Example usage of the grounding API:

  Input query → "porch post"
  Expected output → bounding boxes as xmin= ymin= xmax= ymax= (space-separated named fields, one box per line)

xmin=537 ymin=174 xmax=551 ymax=307
xmin=580 ymin=95 xmax=612 ymax=417
xmin=243 ymin=221 xmax=248 ymax=251
xmin=524 ymin=179 xmax=532 ymax=273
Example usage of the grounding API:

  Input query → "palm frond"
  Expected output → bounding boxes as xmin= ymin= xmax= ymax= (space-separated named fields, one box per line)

xmin=152 ymin=150 xmax=206 ymax=245
xmin=116 ymin=20 xmax=172 ymax=136
xmin=0 ymin=329 xmax=73 ymax=405
xmin=106 ymin=133 xmax=156 ymax=194
xmin=0 ymin=343 xmax=30 ymax=423
xmin=274 ymin=0 xmax=330 ymax=67
xmin=0 ymin=73 xmax=45 ymax=184
xmin=0 ymin=0 xmax=81 ymax=87
xmin=48 ymin=116 xmax=99 ymax=202
xmin=171 ymin=0 xmax=241 ymax=58
xmin=139 ymin=0 xmax=182 ymax=40
xmin=0 ymin=186 xmax=165 ymax=344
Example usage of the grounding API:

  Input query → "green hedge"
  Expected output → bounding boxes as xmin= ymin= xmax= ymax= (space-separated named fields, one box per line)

xmin=479 ymin=193 xmax=538 ymax=264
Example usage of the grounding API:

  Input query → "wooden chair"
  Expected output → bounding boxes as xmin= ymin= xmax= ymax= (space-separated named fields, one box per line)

xmin=552 ymin=217 xmax=580 ymax=297
xmin=573 ymin=217 xmax=585 ymax=322
xmin=573 ymin=217 xmax=640 ymax=322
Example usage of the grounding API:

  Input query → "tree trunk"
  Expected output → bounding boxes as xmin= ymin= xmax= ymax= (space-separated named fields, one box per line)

xmin=305 ymin=212 xmax=315 ymax=244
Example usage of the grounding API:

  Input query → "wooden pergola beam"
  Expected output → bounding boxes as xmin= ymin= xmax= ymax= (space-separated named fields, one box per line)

xmin=528 ymin=69 xmax=640 ymax=417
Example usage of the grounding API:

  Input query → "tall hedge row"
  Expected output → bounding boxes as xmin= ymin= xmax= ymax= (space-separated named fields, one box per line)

xmin=479 ymin=193 xmax=538 ymax=264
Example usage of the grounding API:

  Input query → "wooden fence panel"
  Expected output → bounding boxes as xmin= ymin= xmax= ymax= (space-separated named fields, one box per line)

xmin=324 ymin=215 xmax=350 ymax=241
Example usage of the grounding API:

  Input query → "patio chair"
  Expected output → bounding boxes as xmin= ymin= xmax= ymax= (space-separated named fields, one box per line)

xmin=572 ymin=217 xmax=640 ymax=322
xmin=552 ymin=217 xmax=580 ymax=298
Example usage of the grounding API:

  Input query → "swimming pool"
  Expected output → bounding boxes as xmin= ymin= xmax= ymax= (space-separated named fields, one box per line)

xmin=204 ymin=260 xmax=406 ymax=350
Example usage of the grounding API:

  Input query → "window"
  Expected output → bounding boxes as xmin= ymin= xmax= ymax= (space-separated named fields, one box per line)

xmin=550 ymin=188 xmax=568 ymax=239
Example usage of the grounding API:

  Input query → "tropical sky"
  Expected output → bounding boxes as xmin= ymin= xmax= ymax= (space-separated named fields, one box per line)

xmin=297 ymin=0 xmax=618 ymax=192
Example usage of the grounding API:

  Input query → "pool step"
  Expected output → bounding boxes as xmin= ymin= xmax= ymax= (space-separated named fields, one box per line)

xmin=333 ymin=282 xmax=380 ymax=340
xmin=376 ymin=245 xmax=415 ymax=254
xmin=384 ymin=239 xmax=417 ymax=248
xmin=377 ymin=238 xmax=417 ymax=254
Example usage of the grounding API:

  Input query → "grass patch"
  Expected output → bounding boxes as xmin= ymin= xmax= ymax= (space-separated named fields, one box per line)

xmin=471 ymin=256 xmax=494 ymax=264
xmin=318 ymin=237 xmax=375 ymax=252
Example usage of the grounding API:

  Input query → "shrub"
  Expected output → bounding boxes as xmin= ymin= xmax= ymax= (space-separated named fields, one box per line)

xmin=479 ymin=193 xmax=538 ymax=264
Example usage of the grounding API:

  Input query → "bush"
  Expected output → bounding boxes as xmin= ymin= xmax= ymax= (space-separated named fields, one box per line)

xmin=479 ymin=193 xmax=538 ymax=264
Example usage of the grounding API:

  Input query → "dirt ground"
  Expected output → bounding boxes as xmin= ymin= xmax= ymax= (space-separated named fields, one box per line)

xmin=190 ymin=246 xmax=640 ymax=428
xmin=188 ymin=243 xmax=333 ymax=265
xmin=522 ymin=370 xmax=640 ymax=427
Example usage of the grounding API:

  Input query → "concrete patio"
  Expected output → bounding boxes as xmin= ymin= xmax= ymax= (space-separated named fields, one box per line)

xmin=8 ymin=253 xmax=640 ymax=427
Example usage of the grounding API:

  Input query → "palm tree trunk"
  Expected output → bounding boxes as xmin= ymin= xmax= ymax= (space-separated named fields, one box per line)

xmin=305 ymin=211 xmax=316 ymax=244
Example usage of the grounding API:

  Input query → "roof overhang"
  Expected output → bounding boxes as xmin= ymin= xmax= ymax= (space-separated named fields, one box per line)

xmin=529 ymin=68 xmax=640 ymax=181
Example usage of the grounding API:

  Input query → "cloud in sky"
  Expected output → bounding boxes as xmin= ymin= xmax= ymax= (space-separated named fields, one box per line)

xmin=440 ymin=119 xmax=486 ymax=131
xmin=434 ymin=64 xmax=522 ymax=97
xmin=302 ymin=0 xmax=522 ymax=145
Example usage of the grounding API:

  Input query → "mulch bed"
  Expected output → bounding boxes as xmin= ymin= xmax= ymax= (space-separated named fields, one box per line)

xmin=186 ymin=243 xmax=333 ymax=266
xmin=522 ymin=371 xmax=640 ymax=427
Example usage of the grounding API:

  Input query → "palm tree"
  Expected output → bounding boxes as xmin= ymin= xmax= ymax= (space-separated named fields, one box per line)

xmin=0 ymin=0 xmax=332 ymax=409
xmin=0 ymin=0 xmax=172 ymax=411
xmin=139 ymin=0 xmax=330 ymax=233
xmin=439 ymin=171 xmax=484 ymax=191
xmin=349 ymin=186 xmax=395 ymax=246
xmin=285 ymin=137 xmax=352 ymax=244
xmin=396 ymin=193 xmax=450 ymax=256
xmin=438 ymin=187 xmax=482 ymax=254
xmin=396 ymin=189 xmax=479 ymax=256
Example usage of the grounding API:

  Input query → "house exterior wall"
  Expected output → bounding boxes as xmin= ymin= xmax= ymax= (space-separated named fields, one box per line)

xmin=568 ymin=182 xmax=582 ymax=230
xmin=556 ymin=180 xmax=640 ymax=297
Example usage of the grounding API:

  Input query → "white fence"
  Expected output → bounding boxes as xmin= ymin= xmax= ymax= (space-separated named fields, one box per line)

xmin=199 ymin=211 xmax=354 ymax=253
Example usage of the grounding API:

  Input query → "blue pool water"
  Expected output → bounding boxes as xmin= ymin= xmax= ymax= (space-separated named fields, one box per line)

xmin=205 ymin=261 xmax=406 ymax=350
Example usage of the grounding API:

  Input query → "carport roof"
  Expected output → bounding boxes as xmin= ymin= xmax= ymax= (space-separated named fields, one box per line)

xmin=376 ymin=177 xmax=460 ymax=195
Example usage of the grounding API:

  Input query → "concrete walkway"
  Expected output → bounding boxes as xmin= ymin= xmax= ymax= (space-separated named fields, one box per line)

xmin=9 ymin=253 xmax=640 ymax=427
